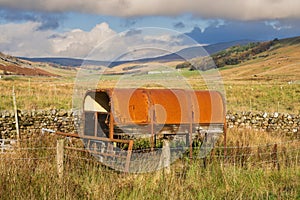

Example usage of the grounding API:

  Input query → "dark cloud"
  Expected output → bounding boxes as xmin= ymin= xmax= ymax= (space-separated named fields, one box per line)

xmin=0 ymin=8 xmax=63 ymax=30
xmin=124 ymin=29 xmax=142 ymax=37
xmin=36 ymin=15 xmax=61 ymax=30
xmin=47 ymin=34 xmax=66 ymax=39
xmin=0 ymin=0 xmax=299 ymax=21
xmin=185 ymin=20 xmax=300 ymax=44
xmin=174 ymin=22 xmax=185 ymax=29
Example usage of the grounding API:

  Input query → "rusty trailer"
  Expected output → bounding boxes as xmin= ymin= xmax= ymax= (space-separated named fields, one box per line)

xmin=86 ymin=88 xmax=224 ymax=146
xmin=57 ymin=88 xmax=226 ymax=172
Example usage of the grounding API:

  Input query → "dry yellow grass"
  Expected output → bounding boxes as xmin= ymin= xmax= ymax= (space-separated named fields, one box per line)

xmin=220 ymin=44 xmax=300 ymax=83
xmin=0 ymin=43 xmax=299 ymax=113
xmin=0 ymin=130 xmax=299 ymax=199
xmin=104 ymin=61 xmax=183 ymax=74
xmin=0 ymin=76 xmax=74 ymax=110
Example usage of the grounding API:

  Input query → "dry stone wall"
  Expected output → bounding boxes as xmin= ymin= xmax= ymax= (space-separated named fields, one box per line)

xmin=0 ymin=110 xmax=76 ymax=139
xmin=0 ymin=110 xmax=299 ymax=139
xmin=226 ymin=111 xmax=299 ymax=134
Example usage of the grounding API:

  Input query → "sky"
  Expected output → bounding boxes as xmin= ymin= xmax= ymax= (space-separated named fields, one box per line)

xmin=0 ymin=0 xmax=299 ymax=59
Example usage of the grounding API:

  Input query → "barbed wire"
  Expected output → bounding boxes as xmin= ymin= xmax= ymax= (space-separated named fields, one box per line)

xmin=1 ymin=142 xmax=299 ymax=157
xmin=16 ymin=147 xmax=56 ymax=150
xmin=0 ymin=155 xmax=55 ymax=160
xmin=4 ymin=135 xmax=298 ymax=148
xmin=61 ymin=150 xmax=300 ymax=163
xmin=208 ymin=150 xmax=300 ymax=159
xmin=61 ymin=140 xmax=300 ymax=154
xmin=61 ymin=148 xmax=300 ymax=164
xmin=65 ymin=154 xmax=100 ymax=162
xmin=0 ymin=138 xmax=299 ymax=170
xmin=214 ymin=139 xmax=300 ymax=149
xmin=1 ymin=142 xmax=299 ymax=153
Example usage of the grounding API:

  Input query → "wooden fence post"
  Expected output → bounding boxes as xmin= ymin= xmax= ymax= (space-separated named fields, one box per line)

xmin=124 ymin=140 xmax=133 ymax=173
xmin=164 ymin=139 xmax=171 ymax=174
xmin=159 ymin=139 xmax=170 ymax=174
xmin=272 ymin=143 xmax=280 ymax=171
xmin=57 ymin=139 xmax=64 ymax=180
xmin=12 ymin=86 xmax=20 ymax=141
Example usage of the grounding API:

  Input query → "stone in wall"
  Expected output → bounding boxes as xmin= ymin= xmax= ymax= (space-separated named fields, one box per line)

xmin=0 ymin=109 xmax=76 ymax=139
xmin=226 ymin=111 xmax=299 ymax=134
xmin=0 ymin=110 xmax=299 ymax=139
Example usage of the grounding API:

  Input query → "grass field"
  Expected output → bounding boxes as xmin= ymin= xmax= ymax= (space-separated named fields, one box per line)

xmin=1 ymin=41 xmax=299 ymax=113
xmin=0 ymin=128 xmax=299 ymax=199
xmin=0 ymin=40 xmax=299 ymax=199
xmin=1 ymin=67 xmax=299 ymax=113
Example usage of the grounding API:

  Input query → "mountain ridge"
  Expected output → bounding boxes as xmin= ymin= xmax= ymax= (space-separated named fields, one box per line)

xmin=19 ymin=39 xmax=255 ymax=67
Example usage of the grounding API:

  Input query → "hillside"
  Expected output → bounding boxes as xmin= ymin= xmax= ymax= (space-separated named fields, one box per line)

xmin=212 ymin=40 xmax=275 ymax=68
xmin=0 ymin=52 xmax=59 ymax=77
xmin=20 ymin=40 xmax=255 ymax=67
xmin=219 ymin=36 xmax=300 ymax=82
xmin=82 ymin=36 xmax=300 ymax=77
xmin=175 ymin=36 xmax=300 ymax=82
xmin=0 ymin=36 xmax=298 ymax=112
xmin=211 ymin=36 xmax=299 ymax=68
xmin=220 ymin=45 xmax=300 ymax=82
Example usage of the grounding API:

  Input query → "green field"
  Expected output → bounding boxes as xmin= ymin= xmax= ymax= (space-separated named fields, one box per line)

xmin=1 ymin=68 xmax=299 ymax=114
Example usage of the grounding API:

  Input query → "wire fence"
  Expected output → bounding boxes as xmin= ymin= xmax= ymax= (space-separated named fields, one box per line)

xmin=1 ymin=136 xmax=299 ymax=173
xmin=0 ymin=134 xmax=300 ymax=200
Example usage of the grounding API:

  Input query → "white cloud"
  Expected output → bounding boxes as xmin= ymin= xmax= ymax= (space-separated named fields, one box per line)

xmin=0 ymin=22 xmax=53 ymax=57
xmin=0 ymin=22 xmax=117 ymax=58
xmin=265 ymin=20 xmax=292 ymax=31
xmin=0 ymin=22 xmax=194 ymax=59
xmin=51 ymin=22 xmax=117 ymax=58
xmin=85 ymin=28 xmax=196 ymax=61
xmin=0 ymin=0 xmax=299 ymax=20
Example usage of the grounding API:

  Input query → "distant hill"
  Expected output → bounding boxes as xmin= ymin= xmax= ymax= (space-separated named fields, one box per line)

xmin=0 ymin=52 xmax=58 ymax=77
xmin=19 ymin=57 xmax=112 ymax=68
xmin=212 ymin=36 xmax=300 ymax=68
xmin=220 ymin=36 xmax=300 ymax=82
xmin=20 ymin=40 xmax=255 ymax=67
xmin=175 ymin=40 xmax=255 ymax=59
xmin=176 ymin=35 xmax=300 ymax=75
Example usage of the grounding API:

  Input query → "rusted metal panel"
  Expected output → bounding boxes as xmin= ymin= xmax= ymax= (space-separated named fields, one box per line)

xmin=111 ymin=88 xmax=149 ymax=124
xmin=84 ymin=88 xmax=225 ymax=125
xmin=192 ymin=91 xmax=225 ymax=124
xmin=147 ymin=89 xmax=186 ymax=124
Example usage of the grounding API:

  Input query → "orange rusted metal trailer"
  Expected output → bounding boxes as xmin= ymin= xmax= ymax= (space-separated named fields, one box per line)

xmin=82 ymin=88 xmax=226 ymax=158
xmin=54 ymin=88 xmax=226 ymax=171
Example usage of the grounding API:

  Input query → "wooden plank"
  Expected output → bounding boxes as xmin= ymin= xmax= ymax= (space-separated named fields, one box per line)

xmin=124 ymin=140 xmax=133 ymax=173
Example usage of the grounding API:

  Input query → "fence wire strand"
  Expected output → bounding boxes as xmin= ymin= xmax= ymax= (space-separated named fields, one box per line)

xmin=0 ymin=138 xmax=299 ymax=172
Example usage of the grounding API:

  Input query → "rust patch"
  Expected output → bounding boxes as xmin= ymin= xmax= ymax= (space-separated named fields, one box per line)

xmin=85 ymin=88 xmax=225 ymax=125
